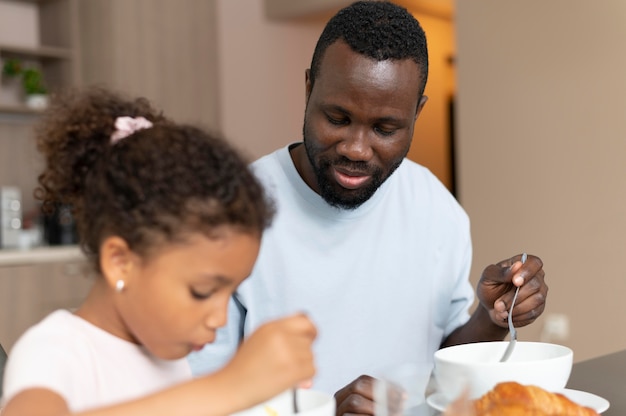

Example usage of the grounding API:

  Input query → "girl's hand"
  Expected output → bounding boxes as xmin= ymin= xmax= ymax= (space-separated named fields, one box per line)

xmin=221 ymin=313 xmax=317 ymax=407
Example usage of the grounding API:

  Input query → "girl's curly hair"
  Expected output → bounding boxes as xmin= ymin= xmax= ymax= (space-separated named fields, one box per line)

xmin=35 ymin=87 xmax=274 ymax=271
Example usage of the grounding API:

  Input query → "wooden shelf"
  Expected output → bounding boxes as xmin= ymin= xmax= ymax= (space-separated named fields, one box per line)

xmin=10 ymin=0 xmax=58 ymax=3
xmin=0 ymin=44 xmax=72 ymax=60
xmin=0 ymin=245 xmax=84 ymax=267
xmin=0 ymin=103 xmax=44 ymax=114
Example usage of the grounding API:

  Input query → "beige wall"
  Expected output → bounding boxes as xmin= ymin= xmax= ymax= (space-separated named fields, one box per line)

xmin=456 ymin=1 xmax=626 ymax=361
xmin=216 ymin=0 xmax=322 ymax=161
xmin=79 ymin=0 xmax=220 ymax=129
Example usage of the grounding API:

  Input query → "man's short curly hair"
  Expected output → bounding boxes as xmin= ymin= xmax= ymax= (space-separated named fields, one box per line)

xmin=309 ymin=1 xmax=428 ymax=98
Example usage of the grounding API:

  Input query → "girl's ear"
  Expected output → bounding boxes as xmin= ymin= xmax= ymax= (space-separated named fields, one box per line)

xmin=100 ymin=236 xmax=136 ymax=291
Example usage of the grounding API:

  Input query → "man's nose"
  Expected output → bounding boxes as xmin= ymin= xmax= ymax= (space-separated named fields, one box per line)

xmin=336 ymin=127 xmax=374 ymax=161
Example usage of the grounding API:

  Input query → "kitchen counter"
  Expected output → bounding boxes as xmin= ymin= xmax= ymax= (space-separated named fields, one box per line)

xmin=0 ymin=245 xmax=84 ymax=267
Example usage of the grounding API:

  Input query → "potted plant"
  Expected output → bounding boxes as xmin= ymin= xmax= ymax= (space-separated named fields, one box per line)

xmin=1 ymin=58 xmax=23 ymax=105
xmin=2 ymin=58 xmax=22 ymax=78
xmin=21 ymin=67 xmax=48 ymax=109
xmin=1 ymin=58 xmax=49 ymax=109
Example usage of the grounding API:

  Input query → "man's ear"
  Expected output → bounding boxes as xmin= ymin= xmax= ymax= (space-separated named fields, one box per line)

xmin=305 ymin=68 xmax=312 ymax=105
xmin=100 ymin=236 xmax=135 ymax=291
xmin=415 ymin=95 xmax=429 ymax=121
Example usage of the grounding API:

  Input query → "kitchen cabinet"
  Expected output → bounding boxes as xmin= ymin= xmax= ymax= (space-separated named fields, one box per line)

xmin=0 ymin=247 xmax=91 ymax=352
xmin=0 ymin=0 xmax=80 ymax=113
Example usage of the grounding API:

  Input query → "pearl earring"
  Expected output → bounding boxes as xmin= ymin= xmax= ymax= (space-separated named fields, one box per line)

xmin=115 ymin=280 xmax=125 ymax=292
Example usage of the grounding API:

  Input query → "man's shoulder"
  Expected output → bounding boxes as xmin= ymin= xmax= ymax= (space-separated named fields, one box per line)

xmin=395 ymin=159 xmax=451 ymax=193
xmin=251 ymin=146 xmax=287 ymax=173
xmin=250 ymin=145 xmax=297 ymax=192
xmin=393 ymin=159 xmax=468 ymax=220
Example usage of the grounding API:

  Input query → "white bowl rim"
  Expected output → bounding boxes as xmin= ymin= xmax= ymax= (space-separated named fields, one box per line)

xmin=434 ymin=341 xmax=573 ymax=366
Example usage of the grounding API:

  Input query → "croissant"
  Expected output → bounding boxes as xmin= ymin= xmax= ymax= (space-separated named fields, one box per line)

xmin=473 ymin=382 xmax=599 ymax=416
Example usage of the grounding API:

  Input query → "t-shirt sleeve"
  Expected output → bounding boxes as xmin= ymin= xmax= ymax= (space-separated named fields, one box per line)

xmin=443 ymin=214 xmax=475 ymax=337
xmin=2 ymin=325 xmax=83 ymax=406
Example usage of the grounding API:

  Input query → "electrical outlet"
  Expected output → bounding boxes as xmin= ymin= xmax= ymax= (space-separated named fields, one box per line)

xmin=540 ymin=313 xmax=570 ymax=342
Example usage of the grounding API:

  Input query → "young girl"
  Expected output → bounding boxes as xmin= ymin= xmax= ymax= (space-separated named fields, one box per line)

xmin=0 ymin=87 xmax=317 ymax=416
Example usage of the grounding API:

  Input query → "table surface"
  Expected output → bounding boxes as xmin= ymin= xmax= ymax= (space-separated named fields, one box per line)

xmin=567 ymin=349 xmax=626 ymax=416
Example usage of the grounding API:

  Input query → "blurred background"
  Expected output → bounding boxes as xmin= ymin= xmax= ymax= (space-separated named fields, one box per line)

xmin=0 ymin=0 xmax=624 ymax=364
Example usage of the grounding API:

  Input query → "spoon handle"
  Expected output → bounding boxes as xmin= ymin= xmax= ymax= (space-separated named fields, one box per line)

xmin=508 ymin=252 xmax=527 ymax=340
xmin=292 ymin=388 xmax=299 ymax=414
xmin=500 ymin=252 xmax=527 ymax=362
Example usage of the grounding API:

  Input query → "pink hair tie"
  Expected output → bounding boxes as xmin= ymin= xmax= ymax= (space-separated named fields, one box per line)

xmin=110 ymin=116 xmax=153 ymax=144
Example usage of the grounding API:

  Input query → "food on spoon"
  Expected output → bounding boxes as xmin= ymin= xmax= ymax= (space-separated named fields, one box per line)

xmin=472 ymin=381 xmax=599 ymax=415
xmin=263 ymin=405 xmax=279 ymax=416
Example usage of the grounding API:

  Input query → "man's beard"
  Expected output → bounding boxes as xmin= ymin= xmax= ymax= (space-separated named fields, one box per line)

xmin=303 ymin=127 xmax=402 ymax=210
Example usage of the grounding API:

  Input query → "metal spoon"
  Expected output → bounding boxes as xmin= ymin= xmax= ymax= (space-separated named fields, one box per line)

xmin=292 ymin=388 xmax=299 ymax=414
xmin=500 ymin=252 xmax=527 ymax=362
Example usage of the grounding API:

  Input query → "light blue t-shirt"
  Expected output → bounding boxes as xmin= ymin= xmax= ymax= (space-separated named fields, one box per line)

xmin=189 ymin=144 xmax=474 ymax=394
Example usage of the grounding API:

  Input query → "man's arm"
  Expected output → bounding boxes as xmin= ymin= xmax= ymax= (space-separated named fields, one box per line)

xmin=441 ymin=304 xmax=508 ymax=348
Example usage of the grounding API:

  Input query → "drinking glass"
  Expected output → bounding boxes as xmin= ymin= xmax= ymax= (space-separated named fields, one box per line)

xmin=373 ymin=362 xmax=434 ymax=416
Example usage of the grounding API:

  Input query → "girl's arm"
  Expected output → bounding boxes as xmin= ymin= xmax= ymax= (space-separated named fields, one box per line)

xmin=2 ymin=313 xmax=317 ymax=416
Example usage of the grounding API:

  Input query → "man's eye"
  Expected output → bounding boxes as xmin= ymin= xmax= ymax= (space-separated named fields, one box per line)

xmin=327 ymin=115 xmax=348 ymax=126
xmin=190 ymin=288 xmax=216 ymax=300
xmin=374 ymin=126 xmax=396 ymax=137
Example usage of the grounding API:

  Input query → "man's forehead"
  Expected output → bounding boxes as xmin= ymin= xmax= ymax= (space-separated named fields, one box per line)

xmin=317 ymin=41 xmax=423 ymax=87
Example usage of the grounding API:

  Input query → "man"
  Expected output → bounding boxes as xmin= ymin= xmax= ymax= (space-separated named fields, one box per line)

xmin=189 ymin=1 xmax=547 ymax=414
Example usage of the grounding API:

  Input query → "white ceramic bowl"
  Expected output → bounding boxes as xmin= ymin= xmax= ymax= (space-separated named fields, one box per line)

xmin=232 ymin=389 xmax=335 ymax=416
xmin=433 ymin=341 xmax=573 ymax=401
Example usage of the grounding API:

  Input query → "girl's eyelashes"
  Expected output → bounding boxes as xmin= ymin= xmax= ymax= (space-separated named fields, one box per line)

xmin=190 ymin=288 xmax=217 ymax=300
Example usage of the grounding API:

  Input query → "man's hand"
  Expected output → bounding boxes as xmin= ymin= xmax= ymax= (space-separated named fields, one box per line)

xmin=334 ymin=375 xmax=408 ymax=416
xmin=334 ymin=376 xmax=376 ymax=416
xmin=443 ymin=253 xmax=548 ymax=347
xmin=477 ymin=253 xmax=548 ymax=328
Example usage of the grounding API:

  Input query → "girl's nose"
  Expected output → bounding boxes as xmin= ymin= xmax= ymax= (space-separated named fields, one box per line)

xmin=204 ymin=296 xmax=229 ymax=329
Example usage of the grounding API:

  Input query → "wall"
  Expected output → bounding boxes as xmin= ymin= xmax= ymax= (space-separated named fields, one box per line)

xmin=455 ymin=0 xmax=626 ymax=361
xmin=0 ymin=1 xmax=38 ymax=48
xmin=215 ymin=0 xmax=322 ymax=161
xmin=79 ymin=0 xmax=220 ymax=129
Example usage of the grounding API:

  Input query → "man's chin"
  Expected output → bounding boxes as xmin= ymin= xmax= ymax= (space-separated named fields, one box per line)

xmin=320 ymin=189 xmax=371 ymax=210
